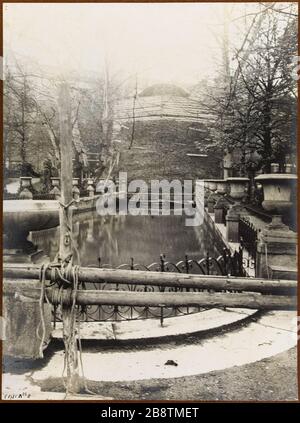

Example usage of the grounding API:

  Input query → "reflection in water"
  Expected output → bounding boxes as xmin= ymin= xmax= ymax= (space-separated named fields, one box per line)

xmin=30 ymin=212 xmax=223 ymax=267
xmin=30 ymin=213 xmax=225 ymax=321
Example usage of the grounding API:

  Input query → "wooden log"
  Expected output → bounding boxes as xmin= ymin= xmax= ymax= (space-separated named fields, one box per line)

xmin=3 ymin=264 xmax=297 ymax=295
xmin=5 ymin=286 xmax=296 ymax=310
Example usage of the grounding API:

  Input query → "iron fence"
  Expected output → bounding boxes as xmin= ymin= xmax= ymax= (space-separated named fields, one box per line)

xmin=52 ymin=249 xmax=249 ymax=324
xmin=239 ymin=217 xmax=259 ymax=261
xmin=3 ymin=192 xmax=20 ymax=200
xmin=223 ymin=207 xmax=228 ymax=225
xmin=97 ymin=250 xmax=245 ymax=276
xmin=33 ymin=193 xmax=56 ymax=200
xmin=3 ymin=192 xmax=56 ymax=200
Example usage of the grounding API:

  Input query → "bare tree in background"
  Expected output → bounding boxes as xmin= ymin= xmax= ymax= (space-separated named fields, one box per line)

xmin=201 ymin=3 xmax=297 ymax=175
xmin=4 ymin=65 xmax=40 ymax=176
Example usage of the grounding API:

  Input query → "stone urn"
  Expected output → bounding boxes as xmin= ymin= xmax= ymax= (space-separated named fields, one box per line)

xmin=4 ymin=199 xmax=60 ymax=235
xmin=255 ymin=174 xmax=297 ymax=214
xmin=227 ymin=177 xmax=249 ymax=201
xmin=203 ymin=180 xmax=210 ymax=192
xmin=216 ymin=179 xmax=228 ymax=195
xmin=208 ymin=180 xmax=218 ymax=192
xmin=3 ymin=199 xmax=60 ymax=262
xmin=204 ymin=180 xmax=218 ymax=192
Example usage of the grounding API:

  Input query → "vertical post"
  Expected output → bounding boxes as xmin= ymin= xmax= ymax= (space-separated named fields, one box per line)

xmin=58 ymin=83 xmax=80 ymax=394
xmin=58 ymin=84 xmax=73 ymax=258
xmin=226 ymin=207 xmax=240 ymax=243
xmin=256 ymin=216 xmax=297 ymax=279
xmin=206 ymin=252 xmax=210 ymax=275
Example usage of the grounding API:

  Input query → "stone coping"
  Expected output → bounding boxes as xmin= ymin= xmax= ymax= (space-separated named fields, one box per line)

xmin=52 ymin=308 xmax=258 ymax=342
xmin=3 ymin=199 xmax=59 ymax=212
xmin=3 ymin=197 xmax=98 ymax=215
xmin=255 ymin=174 xmax=297 ymax=181
xmin=269 ymin=265 xmax=297 ymax=273
xmin=226 ymin=177 xmax=250 ymax=181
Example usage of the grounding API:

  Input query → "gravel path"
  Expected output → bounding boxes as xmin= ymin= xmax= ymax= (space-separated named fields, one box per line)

xmin=39 ymin=347 xmax=297 ymax=401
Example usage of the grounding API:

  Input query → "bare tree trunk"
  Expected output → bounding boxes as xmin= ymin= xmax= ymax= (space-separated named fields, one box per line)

xmin=58 ymin=83 xmax=80 ymax=395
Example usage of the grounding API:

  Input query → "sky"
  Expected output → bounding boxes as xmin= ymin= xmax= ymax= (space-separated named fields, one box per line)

xmin=3 ymin=2 xmax=296 ymax=88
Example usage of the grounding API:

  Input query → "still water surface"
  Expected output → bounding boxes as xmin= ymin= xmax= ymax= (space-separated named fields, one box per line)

xmin=31 ymin=212 xmax=225 ymax=320
xmin=31 ymin=212 xmax=223 ymax=268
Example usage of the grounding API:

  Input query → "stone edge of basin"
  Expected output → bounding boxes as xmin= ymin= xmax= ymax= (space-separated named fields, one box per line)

xmin=3 ymin=200 xmax=60 ymax=212
xmin=51 ymin=307 xmax=260 ymax=345
xmin=255 ymin=174 xmax=297 ymax=180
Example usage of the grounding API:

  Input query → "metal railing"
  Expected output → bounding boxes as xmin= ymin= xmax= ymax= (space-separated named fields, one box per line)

xmin=3 ymin=192 xmax=56 ymax=200
xmin=239 ymin=217 xmax=259 ymax=261
xmin=71 ymin=249 xmax=247 ymax=323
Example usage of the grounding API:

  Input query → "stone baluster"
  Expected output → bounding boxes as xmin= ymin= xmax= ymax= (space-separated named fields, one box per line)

xmin=87 ymin=178 xmax=95 ymax=197
xmin=270 ymin=163 xmax=279 ymax=173
xmin=285 ymin=163 xmax=292 ymax=174
xmin=72 ymin=178 xmax=80 ymax=201
xmin=256 ymin=216 xmax=297 ymax=279
xmin=19 ymin=177 xmax=33 ymax=199
xmin=50 ymin=177 xmax=61 ymax=199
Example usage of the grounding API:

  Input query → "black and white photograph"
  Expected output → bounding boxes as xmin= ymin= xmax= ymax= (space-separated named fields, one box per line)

xmin=1 ymin=1 xmax=298 ymax=402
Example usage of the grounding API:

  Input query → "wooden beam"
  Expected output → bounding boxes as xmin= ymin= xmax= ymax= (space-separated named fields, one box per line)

xmin=3 ymin=264 xmax=297 ymax=295
xmin=5 ymin=285 xmax=296 ymax=310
